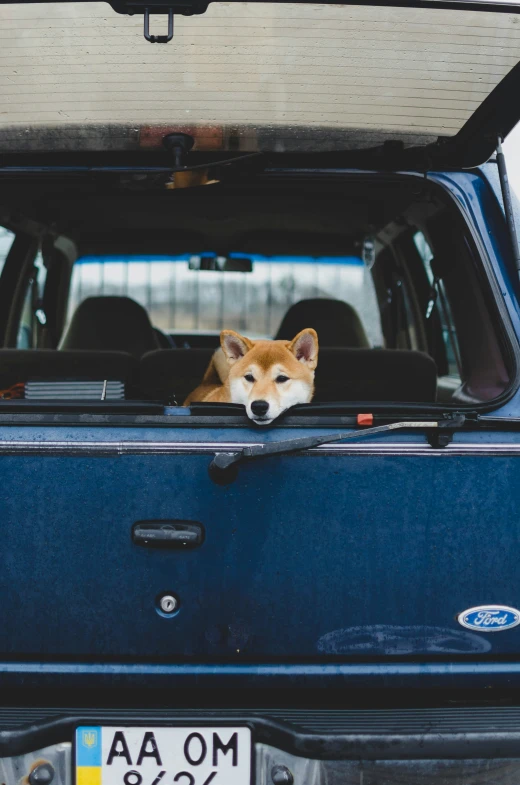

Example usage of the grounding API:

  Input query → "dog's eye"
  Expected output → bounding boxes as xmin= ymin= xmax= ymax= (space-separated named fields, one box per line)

xmin=276 ymin=375 xmax=289 ymax=383
xmin=244 ymin=374 xmax=255 ymax=383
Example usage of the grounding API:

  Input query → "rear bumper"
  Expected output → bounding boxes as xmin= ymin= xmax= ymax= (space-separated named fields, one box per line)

xmin=4 ymin=706 xmax=520 ymax=762
xmin=5 ymin=704 xmax=520 ymax=785
xmin=7 ymin=738 xmax=520 ymax=785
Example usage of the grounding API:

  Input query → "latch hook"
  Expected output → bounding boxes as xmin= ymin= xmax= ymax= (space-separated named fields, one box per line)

xmin=144 ymin=7 xmax=174 ymax=43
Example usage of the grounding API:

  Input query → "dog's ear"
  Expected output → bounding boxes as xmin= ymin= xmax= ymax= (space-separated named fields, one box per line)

xmin=221 ymin=330 xmax=254 ymax=364
xmin=288 ymin=328 xmax=319 ymax=370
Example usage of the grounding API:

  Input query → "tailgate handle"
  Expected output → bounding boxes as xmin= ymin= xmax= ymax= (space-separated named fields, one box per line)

xmin=133 ymin=521 xmax=204 ymax=548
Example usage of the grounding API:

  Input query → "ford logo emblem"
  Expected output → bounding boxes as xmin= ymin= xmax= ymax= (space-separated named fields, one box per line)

xmin=458 ymin=605 xmax=520 ymax=632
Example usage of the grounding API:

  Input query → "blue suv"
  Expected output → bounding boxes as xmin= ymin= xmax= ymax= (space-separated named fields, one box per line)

xmin=0 ymin=0 xmax=520 ymax=782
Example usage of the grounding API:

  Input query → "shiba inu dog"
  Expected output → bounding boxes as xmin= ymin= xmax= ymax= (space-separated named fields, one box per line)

xmin=184 ymin=328 xmax=319 ymax=425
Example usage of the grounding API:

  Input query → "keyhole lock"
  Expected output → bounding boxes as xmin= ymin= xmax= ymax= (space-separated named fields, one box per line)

xmin=157 ymin=593 xmax=179 ymax=617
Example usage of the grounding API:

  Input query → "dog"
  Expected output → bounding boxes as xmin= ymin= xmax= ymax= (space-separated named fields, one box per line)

xmin=184 ymin=328 xmax=319 ymax=425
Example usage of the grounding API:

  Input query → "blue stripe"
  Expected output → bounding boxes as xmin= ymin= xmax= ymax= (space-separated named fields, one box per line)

xmin=75 ymin=254 xmax=364 ymax=267
xmin=76 ymin=727 xmax=102 ymax=767
xmin=5 ymin=662 xmax=520 ymax=690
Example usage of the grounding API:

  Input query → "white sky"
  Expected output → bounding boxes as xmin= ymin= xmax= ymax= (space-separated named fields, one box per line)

xmin=503 ymin=123 xmax=520 ymax=198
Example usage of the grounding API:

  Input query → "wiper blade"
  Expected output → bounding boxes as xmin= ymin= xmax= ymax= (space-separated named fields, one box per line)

xmin=208 ymin=414 xmax=465 ymax=484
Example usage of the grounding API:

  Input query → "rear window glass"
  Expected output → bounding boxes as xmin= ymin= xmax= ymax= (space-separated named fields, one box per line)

xmin=0 ymin=175 xmax=511 ymax=411
xmin=0 ymin=2 xmax=519 ymax=153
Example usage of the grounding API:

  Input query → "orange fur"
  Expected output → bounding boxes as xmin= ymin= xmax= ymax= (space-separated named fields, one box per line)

xmin=184 ymin=328 xmax=319 ymax=424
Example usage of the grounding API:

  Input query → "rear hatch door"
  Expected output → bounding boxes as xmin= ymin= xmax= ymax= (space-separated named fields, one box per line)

xmin=0 ymin=0 xmax=519 ymax=679
xmin=0 ymin=0 xmax=520 ymax=166
xmin=1 ymin=422 xmax=520 ymax=665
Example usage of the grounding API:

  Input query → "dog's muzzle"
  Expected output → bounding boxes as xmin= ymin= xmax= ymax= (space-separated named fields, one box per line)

xmin=251 ymin=400 xmax=270 ymax=417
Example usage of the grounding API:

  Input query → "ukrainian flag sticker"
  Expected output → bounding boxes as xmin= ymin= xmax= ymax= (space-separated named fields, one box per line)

xmin=76 ymin=727 xmax=102 ymax=785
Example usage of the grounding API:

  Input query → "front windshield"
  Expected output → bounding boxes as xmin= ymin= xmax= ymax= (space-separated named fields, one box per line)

xmin=0 ymin=1 xmax=519 ymax=153
xmin=67 ymin=254 xmax=384 ymax=345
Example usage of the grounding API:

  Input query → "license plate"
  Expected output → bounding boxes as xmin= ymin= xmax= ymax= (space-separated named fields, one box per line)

xmin=75 ymin=726 xmax=252 ymax=785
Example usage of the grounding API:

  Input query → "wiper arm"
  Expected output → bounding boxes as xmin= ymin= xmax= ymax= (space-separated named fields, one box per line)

xmin=208 ymin=414 xmax=465 ymax=484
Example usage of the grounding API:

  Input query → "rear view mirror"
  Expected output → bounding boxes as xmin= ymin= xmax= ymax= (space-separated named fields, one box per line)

xmin=223 ymin=257 xmax=253 ymax=272
xmin=188 ymin=255 xmax=253 ymax=272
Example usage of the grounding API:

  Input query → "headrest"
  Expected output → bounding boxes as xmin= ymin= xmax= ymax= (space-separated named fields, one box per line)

xmin=275 ymin=298 xmax=370 ymax=348
xmin=315 ymin=348 xmax=437 ymax=402
xmin=60 ymin=296 xmax=160 ymax=358
xmin=140 ymin=348 xmax=214 ymax=403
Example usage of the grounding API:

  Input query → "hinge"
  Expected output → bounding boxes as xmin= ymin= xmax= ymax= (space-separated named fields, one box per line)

xmin=426 ymin=412 xmax=469 ymax=449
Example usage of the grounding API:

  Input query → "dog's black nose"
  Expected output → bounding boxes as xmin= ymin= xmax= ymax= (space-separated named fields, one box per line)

xmin=251 ymin=400 xmax=269 ymax=417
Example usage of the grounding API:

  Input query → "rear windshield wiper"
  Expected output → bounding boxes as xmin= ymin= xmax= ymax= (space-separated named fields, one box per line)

xmin=208 ymin=413 xmax=465 ymax=484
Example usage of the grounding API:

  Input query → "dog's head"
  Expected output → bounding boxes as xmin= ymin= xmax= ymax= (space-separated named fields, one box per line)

xmin=220 ymin=328 xmax=319 ymax=425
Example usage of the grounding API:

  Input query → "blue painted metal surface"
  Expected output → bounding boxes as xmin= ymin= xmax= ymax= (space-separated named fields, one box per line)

xmin=2 ymin=661 xmax=520 ymax=690
xmin=2 ymin=166 xmax=520 ymax=690
xmin=0 ymin=425 xmax=520 ymax=687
